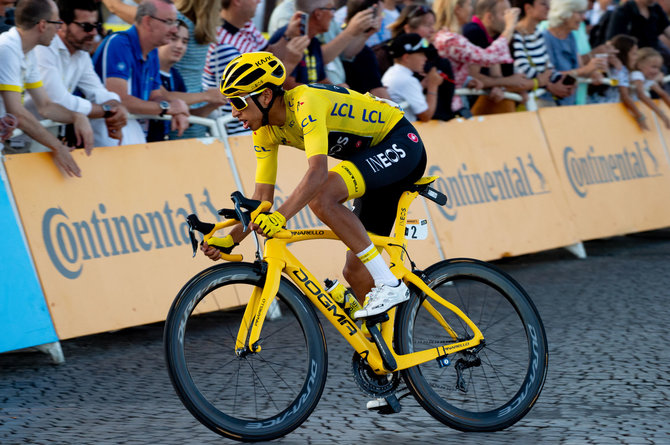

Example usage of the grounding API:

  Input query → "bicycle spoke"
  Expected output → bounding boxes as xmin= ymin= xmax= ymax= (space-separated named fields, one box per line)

xmin=398 ymin=261 xmax=547 ymax=432
xmin=246 ymin=357 xmax=282 ymax=412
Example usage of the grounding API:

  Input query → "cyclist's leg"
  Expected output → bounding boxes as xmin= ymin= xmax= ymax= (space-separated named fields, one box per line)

xmin=307 ymin=171 xmax=376 ymax=254
xmin=343 ymin=250 xmax=374 ymax=304
xmin=341 ymin=188 xmax=403 ymax=303
xmin=313 ymin=118 xmax=427 ymax=315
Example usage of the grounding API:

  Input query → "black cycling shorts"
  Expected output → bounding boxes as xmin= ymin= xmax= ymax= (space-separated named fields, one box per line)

xmin=348 ymin=117 xmax=427 ymax=236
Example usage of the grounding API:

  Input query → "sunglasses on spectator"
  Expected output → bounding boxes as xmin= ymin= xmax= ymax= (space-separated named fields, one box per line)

xmin=45 ymin=19 xmax=64 ymax=26
xmin=149 ymin=15 xmax=178 ymax=27
xmin=404 ymin=38 xmax=430 ymax=53
xmin=72 ymin=21 xmax=102 ymax=32
xmin=228 ymin=91 xmax=263 ymax=111
xmin=315 ymin=7 xmax=337 ymax=12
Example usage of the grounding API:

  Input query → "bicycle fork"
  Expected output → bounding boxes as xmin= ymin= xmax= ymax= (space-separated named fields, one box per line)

xmin=234 ymin=258 xmax=285 ymax=355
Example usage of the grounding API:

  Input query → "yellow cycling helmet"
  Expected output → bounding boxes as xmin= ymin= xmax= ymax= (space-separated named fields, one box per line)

xmin=219 ymin=51 xmax=286 ymax=98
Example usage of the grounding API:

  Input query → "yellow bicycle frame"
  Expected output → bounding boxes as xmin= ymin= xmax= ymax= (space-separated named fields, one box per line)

xmin=231 ymin=186 xmax=485 ymax=375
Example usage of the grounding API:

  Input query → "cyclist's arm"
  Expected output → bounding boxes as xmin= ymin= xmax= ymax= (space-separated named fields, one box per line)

xmin=228 ymin=183 xmax=276 ymax=242
xmin=273 ymin=154 xmax=328 ymax=220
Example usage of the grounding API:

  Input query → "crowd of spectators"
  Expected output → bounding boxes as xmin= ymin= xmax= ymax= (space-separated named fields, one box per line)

xmin=4 ymin=0 xmax=670 ymax=175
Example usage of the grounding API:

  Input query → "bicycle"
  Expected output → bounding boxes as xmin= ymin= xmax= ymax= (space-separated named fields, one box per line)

xmin=163 ymin=176 xmax=549 ymax=442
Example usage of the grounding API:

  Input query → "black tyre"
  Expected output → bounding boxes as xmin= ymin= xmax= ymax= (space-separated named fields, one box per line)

xmin=396 ymin=258 xmax=548 ymax=431
xmin=164 ymin=262 xmax=328 ymax=442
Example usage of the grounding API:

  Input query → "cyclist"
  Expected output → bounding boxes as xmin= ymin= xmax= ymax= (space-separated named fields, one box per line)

xmin=201 ymin=51 xmax=427 ymax=319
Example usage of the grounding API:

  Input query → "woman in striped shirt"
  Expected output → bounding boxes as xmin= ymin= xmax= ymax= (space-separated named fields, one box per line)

xmin=511 ymin=0 xmax=572 ymax=106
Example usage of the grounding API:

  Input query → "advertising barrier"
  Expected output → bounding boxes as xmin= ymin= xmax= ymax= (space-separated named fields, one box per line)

xmin=415 ymin=112 xmax=580 ymax=260
xmin=0 ymin=165 xmax=58 ymax=353
xmin=539 ymin=103 xmax=670 ymax=241
xmin=3 ymin=139 xmax=241 ymax=339
xmin=3 ymin=102 xmax=670 ymax=345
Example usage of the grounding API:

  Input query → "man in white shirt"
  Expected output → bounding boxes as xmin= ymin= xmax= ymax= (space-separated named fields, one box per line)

xmin=382 ymin=33 xmax=443 ymax=122
xmin=0 ymin=0 xmax=93 ymax=177
xmin=27 ymin=0 xmax=128 ymax=148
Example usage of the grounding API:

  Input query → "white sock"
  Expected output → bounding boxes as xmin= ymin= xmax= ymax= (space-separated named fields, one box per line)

xmin=356 ymin=244 xmax=399 ymax=287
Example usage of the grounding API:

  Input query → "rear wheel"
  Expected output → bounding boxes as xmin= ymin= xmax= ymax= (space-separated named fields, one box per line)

xmin=164 ymin=262 xmax=327 ymax=442
xmin=396 ymin=259 xmax=548 ymax=431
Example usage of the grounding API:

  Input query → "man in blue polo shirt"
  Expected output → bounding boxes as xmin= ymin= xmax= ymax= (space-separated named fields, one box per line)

xmin=92 ymin=0 xmax=188 ymax=146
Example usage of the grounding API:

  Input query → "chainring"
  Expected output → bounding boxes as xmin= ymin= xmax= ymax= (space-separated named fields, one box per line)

xmin=351 ymin=352 xmax=400 ymax=397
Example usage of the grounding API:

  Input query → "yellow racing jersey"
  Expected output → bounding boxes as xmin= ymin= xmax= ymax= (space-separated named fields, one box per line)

xmin=253 ymin=84 xmax=405 ymax=184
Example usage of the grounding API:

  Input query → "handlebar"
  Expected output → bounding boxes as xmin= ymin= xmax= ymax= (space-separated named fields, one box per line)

xmin=186 ymin=191 xmax=292 ymax=261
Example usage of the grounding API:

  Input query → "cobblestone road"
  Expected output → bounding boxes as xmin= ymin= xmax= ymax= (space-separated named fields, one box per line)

xmin=1 ymin=230 xmax=669 ymax=445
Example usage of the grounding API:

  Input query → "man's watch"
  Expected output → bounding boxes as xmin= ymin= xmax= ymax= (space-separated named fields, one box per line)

xmin=102 ymin=104 xmax=113 ymax=118
xmin=159 ymin=100 xmax=170 ymax=117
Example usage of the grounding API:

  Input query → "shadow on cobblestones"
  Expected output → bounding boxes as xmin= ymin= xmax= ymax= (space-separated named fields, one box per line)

xmin=2 ymin=230 xmax=669 ymax=444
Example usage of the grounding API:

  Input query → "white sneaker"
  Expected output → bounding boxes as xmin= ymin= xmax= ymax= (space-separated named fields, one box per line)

xmin=354 ymin=282 xmax=410 ymax=319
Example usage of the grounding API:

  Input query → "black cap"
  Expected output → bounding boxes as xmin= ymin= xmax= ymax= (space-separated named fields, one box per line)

xmin=387 ymin=33 xmax=432 ymax=58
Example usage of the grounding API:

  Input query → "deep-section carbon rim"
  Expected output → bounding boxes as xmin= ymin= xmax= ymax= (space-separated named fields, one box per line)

xmin=164 ymin=263 xmax=328 ymax=442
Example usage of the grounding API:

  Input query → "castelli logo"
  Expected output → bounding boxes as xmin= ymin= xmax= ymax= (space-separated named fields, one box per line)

xmin=355 ymin=140 xmax=362 ymax=148
xmin=408 ymin=133 xmax=418 ymax=143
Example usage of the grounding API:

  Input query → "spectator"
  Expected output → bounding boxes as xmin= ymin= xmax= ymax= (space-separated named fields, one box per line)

xmin=0 ymin=0 xmax=15 ymax=34
xmin=335 ymin=0 xmax=402 ymax=46
xmin=92 ymin=0 xmax=190 ymax=146
xmin=596 ymin=34 xmax=649 ymax=129
xmin=25 ymin=0 xmax=127 ymax=149
xmin=463 ymin=0 xmax=533 ymax=114
xmin=203 ymin=0 xmax=309 ymax=134
xmin=386 ymin=3 xmax=457 ymax=120
xmin=101 ymin=0 xmax=220 ymax=138
xmin=511 ymin=0 xmax=572 ymax=107
xmin=268 ymin=0 xmax=379 ymax=88
xmin=148 ymin=19 xmax=226 ymax=141
xmin=382 ymin=33 xmax=444 ymax=121
xmin=631 ymin=47 xmax=670 ymax=128
xmin=543 ymin=0 xmax=607 ymax=106
xmin=267 ymin=0 xmax=350 ymax=86
xmin=268 ymin=0 xmax=340 ymax=87
xmin=605 ymin=0 xmax=670 ymax=59
xmin=588 ymin=0 xmax=615 ymax=48
xmin=0 ymin=0 xmax=93 ymax=177
xmin=432 ymin=0 xmax=514 ymax=114
xmin=340 ymin=0 xmax=391 ymax=98
xmin=386 ymin=4 xmax=440 ymax=73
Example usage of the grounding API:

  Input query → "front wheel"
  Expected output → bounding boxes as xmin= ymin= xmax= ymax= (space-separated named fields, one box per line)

xmin=163 ymin=262 xmax=328 ymax=442
xmin=396 ymin=258 xmax=548 ymax=432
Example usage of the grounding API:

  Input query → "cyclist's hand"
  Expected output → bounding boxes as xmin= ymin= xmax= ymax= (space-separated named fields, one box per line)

xmin=201 ymin=234 xmax=236 ymax=261
xmin=253 ymin=211 xmax=286 ymax=238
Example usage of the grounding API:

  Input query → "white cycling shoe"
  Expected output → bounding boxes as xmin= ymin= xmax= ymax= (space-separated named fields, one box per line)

xmin=354 ymin=282 xmax=410 ymax=319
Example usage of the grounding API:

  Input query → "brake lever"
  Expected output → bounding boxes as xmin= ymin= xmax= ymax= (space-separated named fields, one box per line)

xmin=186 ymin=214 xmax=207 ymax=257
xmin=231 ymin=192 xmax=250 ymax=232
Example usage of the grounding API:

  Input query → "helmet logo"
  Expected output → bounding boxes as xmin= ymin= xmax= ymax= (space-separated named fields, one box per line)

xmin=255 ymin=55 xmax=273 ymax=67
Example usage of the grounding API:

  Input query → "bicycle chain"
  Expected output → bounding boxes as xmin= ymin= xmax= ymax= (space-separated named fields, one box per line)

xmin=351 ymin=352 xmax=400 ymax=397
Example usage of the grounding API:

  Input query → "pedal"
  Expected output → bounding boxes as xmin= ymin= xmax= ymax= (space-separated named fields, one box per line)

xmin=365 ymin=313 xmax=389 ymax=326
xmin=367 ymin=394 xmax=402 ymax=415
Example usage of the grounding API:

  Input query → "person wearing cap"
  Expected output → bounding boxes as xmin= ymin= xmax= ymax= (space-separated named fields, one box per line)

xmin=381 ymin=33 xmax=444 ymax=121
xmin=202 ymin=51 xmax=428 ymax=343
